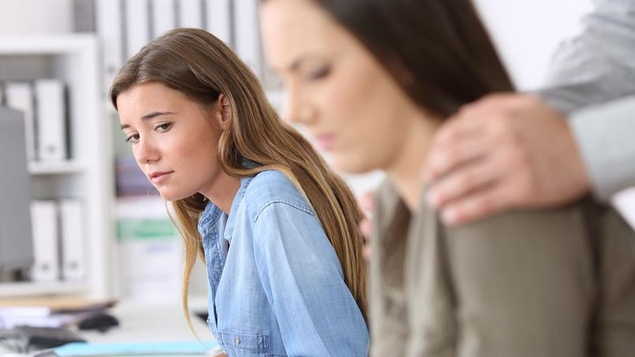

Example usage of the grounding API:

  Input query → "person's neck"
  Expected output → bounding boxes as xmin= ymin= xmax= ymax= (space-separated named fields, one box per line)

xmin=201 ymin=173 xmax=241 ymax=215
xmin=387 ymin=117 xmax=440 ymax=212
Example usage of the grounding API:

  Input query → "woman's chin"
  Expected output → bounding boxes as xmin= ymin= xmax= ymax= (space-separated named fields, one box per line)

xmin=330 ymin=157 xmax=374 ymax=175
xmin=157 ymin=190 xmax=189 ymax=202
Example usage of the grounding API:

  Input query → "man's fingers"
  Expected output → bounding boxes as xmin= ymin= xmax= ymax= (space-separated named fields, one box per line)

xmin=430 ymin=112 xmax=482 ymax=149
xmin=430 ymin=93 xmax=538 ymax=152
xmin=426 ymin=155 xmax=500 ymax=209
xmin=439 ymin=184 xmax=511 ymax=225
xmin=425 ymin=129 xmax=490 ymax=183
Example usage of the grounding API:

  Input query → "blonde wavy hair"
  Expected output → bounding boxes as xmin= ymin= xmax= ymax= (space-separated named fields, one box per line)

xmin=109 ymin=28 xmax=366 ymax=327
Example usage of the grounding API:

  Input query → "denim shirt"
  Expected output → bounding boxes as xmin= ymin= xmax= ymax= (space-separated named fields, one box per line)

xmin=198 ymin=170 xmax=369 ymax=357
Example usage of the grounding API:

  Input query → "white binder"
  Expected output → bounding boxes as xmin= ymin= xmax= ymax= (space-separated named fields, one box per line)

xmin=34 ymin=79 xmax=67 ymax=162
xmin=205 ymin=0 xmax=232 ymax=46
xmin=96 ymin=0 xmax=124 ymax=91
xmin=59 ymin=199 xmax=86 ymax=281
xmin=30 ymin=200 xmax=60 ymax=282
xmin=5 ymin=82 xmax=36 ymax=162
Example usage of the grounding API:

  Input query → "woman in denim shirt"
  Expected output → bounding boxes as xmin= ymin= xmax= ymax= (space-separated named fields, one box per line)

xmin=109 ymin=28 xmax=369 ymax=356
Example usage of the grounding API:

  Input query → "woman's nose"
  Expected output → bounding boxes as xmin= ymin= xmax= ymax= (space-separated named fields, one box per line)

xmin=134 ymin=137 xmax=159 ymax=165
xmin=284 ymin=88 xmax=314 ymax=125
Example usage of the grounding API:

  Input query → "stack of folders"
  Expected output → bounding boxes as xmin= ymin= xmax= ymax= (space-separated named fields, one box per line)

xmin=2 ymin=79 xmax=68 ymax=163
xmin=35 ymin=341 xmax=223 ymax=356
xmin=98 ymin=0 xmax=282 ymax=92
xmin=0 ymin=298 xmax=116 ymax=329
xmin=30 ymin=199 xmax=85 ymax=283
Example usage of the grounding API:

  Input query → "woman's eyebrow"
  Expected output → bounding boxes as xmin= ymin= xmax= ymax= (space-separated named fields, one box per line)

xmin=120 ymin=111 xmax=176 ymax=130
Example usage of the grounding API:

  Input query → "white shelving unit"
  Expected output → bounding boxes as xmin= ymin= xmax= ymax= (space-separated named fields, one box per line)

xmin=0 ymin=34 xmax=114 ymax=299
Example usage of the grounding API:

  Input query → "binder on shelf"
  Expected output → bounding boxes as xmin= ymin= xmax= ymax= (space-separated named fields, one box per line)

xmin=59 ymin=199 xmax=85 ymax=281
xmin=178 ymin=0 xmax=203 ymax=28
xmin=205 ymin=0 xmax=232 ymax=46
xmin=151 ymin=0 xmax=176 ymax=38
xmin=234 ymin=0 xmax=261 ymax=77
xmin=5 ymin=82 xmax=36 ymax=161
xmin=124 ymin=0 xmax=151 ymax=60
xmin=34 ymin=79 xmax=68 ymax=162
xmin=30 ymin=200 xmax=60 ymax=283
xmin=72 ymin=0 xmax=96 ymax=32
xmin=96 ymin=0 xmax=123 ymax=92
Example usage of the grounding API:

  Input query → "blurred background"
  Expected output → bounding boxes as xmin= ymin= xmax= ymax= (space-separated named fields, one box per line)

xmin=0 ymin=0 xmax=593 ymax=307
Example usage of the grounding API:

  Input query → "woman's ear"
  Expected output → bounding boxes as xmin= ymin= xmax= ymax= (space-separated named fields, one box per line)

xmin=218 ymin=94 xmax=232 ymax=129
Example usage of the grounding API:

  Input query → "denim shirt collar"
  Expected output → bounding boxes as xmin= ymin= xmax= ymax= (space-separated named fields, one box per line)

xmin=197 ymin=175 xmax=254 ymax=244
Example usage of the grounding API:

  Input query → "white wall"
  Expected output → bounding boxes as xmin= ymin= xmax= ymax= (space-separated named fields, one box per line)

xmin=0 ymin=0 xmax=72 ymax=35
xmin=474 ymin=0 xmax=594 ymax=90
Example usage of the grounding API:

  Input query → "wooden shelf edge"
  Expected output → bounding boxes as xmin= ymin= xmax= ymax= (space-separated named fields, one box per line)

xmin=0 ymin=281 xmax=89 ymax=298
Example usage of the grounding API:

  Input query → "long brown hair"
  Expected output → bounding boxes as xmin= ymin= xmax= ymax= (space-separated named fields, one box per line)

xmin=109 ymin=28 xmax=366 ymax=326
xmin=313 ymin=0 xmax=515 ymax=115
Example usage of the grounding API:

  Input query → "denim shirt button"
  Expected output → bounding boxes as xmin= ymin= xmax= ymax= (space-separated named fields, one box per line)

xmin=234 ymin=337 xmax=241 ymax=345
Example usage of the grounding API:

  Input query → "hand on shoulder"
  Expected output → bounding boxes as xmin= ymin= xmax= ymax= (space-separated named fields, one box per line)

xmin=423 ymin=93 xmax=591 ymax=225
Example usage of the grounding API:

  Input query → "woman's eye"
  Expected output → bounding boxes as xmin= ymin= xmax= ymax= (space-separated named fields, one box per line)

xmin=125 ymin=134 xmax=140 ymax=143
xmin=307 ymin=66 xmax=330 ymax=80
xmin=155 ymin=123 xmax=172 ymax=132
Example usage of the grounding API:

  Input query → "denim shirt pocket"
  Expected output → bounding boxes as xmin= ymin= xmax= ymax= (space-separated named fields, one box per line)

xmin=217 ymin=330 xmax=270 ymax=356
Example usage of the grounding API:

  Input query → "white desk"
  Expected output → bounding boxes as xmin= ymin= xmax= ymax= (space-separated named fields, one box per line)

xmin=82 ymin=299 xmax=214 ymax=343
xmin=0 ymin=299 xmax=217 ymax=356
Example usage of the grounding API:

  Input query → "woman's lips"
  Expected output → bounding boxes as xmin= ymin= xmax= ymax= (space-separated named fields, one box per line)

xmin=314 ymin=134 xmax=336 ymax=150
xmin=150 ymin=171 xmax=173 ymax=184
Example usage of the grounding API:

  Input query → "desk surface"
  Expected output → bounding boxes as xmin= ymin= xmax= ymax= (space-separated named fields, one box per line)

xmin=0 ymin=298 xmax=215 ymax=356
xmin=82 ymin=299 xmax=214 ymax=343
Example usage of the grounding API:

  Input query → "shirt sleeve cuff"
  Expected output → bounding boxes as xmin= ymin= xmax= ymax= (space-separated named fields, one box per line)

xmin=569 ymin=96 xmax=635 ymax=201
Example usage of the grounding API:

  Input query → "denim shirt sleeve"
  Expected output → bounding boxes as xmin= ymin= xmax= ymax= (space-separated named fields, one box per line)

xmin=252 ymin=200 xmax=369 ymax=357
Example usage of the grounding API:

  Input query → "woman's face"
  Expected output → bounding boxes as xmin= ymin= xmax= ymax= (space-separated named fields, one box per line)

xmin=117 ymin=82 xmax=227 ymax=201
xmin=261 ymin=0 xmax=433 ymax=175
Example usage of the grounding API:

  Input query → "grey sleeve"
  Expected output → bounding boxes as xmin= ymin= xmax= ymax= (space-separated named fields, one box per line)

xmin=538 ymin=0 xmax=635 ymax=200
xmin=540 ymin=0 xmax=635 ymax=113
xmin=569 ymin=97 xmax=635 ymax=201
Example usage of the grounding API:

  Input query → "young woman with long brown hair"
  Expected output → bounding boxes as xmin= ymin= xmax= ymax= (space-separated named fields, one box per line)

xmin=110 ymin=27 xmax=368 ymax=356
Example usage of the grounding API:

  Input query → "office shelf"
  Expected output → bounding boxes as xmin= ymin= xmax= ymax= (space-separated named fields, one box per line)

xmin=28 ymin=161 xmax=85 ymax=175
xmin=0 ymin=34 xmax=114 ymax=300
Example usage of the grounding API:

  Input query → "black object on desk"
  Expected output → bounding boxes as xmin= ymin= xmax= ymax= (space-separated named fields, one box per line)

xmin=15 ymin=325 xmax=86 ymax=349
xmin=77 ymin=313 xmax=120 ymax=332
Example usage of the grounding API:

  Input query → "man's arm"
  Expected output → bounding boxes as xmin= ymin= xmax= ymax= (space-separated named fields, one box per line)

xmin=541 ymin=0 xmax=635 ymax=200
xmin=423 ymin=0 xmax=635 ymax=225
xmin=569 ymin=96 xmax=635 ymax=201
xmin=540 ymin=0 xmax=635 ymax=114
